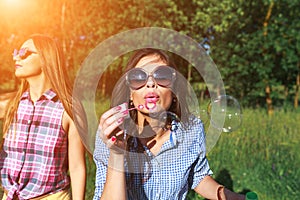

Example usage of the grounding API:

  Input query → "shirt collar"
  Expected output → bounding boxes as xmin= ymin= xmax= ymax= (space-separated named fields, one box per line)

xmin=172 ymin=121 xmax=184 ymax=143
xmin=151 ymin=121 xmax=184 ymax=155
xmin=20 ymin=91 xmax=30 ymax=100
xmin=21 ymin=89 xmax=58 ymax=101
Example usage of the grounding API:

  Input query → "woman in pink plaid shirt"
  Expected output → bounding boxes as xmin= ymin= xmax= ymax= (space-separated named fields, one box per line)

xmin=0 ymin=34 xmax=86 ymax=200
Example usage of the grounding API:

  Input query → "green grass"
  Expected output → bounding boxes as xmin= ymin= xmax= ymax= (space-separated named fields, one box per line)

xmin=85 ymin=155 xmax=96 ymax=199
xmin=1 ymin=107 xmax=299 ymax=200
xmin=187 ymin=108 xmax=300 ymax=200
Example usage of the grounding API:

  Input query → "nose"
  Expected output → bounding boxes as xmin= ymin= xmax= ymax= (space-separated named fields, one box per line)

xmin=13 ymin=55 xmax=21 ymax=61
xmin=146 ymin=76 xmax=157 ymax=88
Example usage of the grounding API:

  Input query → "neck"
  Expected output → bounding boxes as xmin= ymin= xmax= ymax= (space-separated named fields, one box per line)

xmin=27 ymin=74 xmax=52 ymax=102
xmin=137 ymin=112 xmax=161 ymax=134
xmin=137 ymin=112 xmax=170 ymax=146
xmin=138 ymin=127 xmax=170 ymax=154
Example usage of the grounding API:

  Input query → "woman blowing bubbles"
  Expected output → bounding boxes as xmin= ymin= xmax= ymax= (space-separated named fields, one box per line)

xmin=0 ymin=34 xmax=86 ymax=200
xmin=93 ymin=48 xmax=245 ymax=200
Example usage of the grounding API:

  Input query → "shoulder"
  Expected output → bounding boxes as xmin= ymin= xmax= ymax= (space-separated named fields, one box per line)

xmin=184 ymin=115 xmax=205 ymax=134
xmin=178 ymin=115 xmax=206 ymax=147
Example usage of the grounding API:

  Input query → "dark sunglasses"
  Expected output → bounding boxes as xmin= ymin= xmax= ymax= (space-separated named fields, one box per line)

xmin=12 ymin=48 xmax=37 ymax=60
xmin=126 ymin=65 xmax=176 ymax=90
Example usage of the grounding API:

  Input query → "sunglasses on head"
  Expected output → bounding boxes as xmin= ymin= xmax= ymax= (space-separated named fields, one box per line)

xmin=13 ymin=48 xmax=37 ymax=60
xmin=126 ymin=65 xmax=176 ymax=90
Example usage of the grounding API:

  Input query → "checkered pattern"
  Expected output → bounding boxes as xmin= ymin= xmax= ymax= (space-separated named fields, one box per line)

xmin=93 ymin=116 xmax=213 ymax=200
xmin=0 ymin=90 xmax=70 ymax=200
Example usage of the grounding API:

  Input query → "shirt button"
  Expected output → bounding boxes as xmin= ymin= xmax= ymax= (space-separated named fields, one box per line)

xmin=27 ymin=120 xmax=32 ymax=124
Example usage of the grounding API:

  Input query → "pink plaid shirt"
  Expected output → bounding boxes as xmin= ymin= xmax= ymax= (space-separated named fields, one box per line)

xmin=0 ymin=89 xmax=70 ymax=200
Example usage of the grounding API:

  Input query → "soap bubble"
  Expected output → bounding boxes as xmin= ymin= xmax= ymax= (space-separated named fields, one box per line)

xmin=207 ymin=95 xmax=242 ymax=133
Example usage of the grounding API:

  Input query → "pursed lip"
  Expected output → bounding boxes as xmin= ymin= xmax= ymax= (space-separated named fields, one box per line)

xmin=144 ymin=92 xmax=159 ymax=110
xmin=144 ymin=92 xmax=159 ymax=102
xmin=15 ymin=64 xmax=22 ymax=69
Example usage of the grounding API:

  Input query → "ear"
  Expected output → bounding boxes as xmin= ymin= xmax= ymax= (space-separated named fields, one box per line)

xmin=130 ymin=92 xmax=134 ymax=101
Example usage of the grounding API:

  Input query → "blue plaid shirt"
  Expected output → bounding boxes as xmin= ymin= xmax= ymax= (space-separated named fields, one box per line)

xmin=93 ymin=116 xmax=212 ymax=200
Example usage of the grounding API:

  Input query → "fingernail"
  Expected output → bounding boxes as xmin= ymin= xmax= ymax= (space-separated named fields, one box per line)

xmin=111 ymin=136 xmax=116 ymax=142
xmin=121 ymin=110 xmax=129 ymax=115
xmin=117 ymin=117 xmax=124 ymax=123
xmin=115 ymin=106 xmax=122 ymax=111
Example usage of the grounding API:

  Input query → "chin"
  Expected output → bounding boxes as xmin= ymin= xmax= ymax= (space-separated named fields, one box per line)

xmin=15 ymin=74 xmax=25 ymax=79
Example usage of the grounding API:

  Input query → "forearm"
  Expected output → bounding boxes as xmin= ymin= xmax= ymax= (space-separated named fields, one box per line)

xmin=66 ymin=113 xmax=87 ymax=200
xmin=195 ymin=175 xmax=221 ymax=199
xmin=101 ymin=153 xmax=126 ymax=200
xmin=70 ymin=165 xmax=86 ymax=200
xmin=195 ymin=175 xmax=245 ymax=200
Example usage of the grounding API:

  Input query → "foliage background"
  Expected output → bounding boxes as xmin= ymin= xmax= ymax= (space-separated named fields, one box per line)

xmin=0 ymin=0 xmax=299 ymax=110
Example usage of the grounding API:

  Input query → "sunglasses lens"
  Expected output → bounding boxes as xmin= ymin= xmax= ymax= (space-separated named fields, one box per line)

xmin=12 ymin=48 xmax=36 ymax=60
xmin=13 ymin=49 xmax=18 ymax=57
xmin=19 ymin=49 xmax=30 ymax=59
xmin=153 ymin=66 xmax=174 ymax=87
xmin=20 ymin=49 xmax=26 ymax=56
xmin=127 ymin=69 xmax=148 ymax=89
xmin=127 ymin=66 xmax=175 ymax=89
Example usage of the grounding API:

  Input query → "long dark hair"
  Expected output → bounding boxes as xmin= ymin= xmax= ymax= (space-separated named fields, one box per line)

xmin=110 ymin=48 xmax=193 ymax=197
xmin=111 ymin=48 xmax=191 ymax=124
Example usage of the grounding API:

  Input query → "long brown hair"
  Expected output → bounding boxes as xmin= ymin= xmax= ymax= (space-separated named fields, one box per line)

xmin=3 ymin=34 xmax=73 ymax=137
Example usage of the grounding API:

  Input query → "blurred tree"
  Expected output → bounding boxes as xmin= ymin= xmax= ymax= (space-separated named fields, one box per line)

xmin=268 ymin=0 xmax=300 ymax=109
xmin=0 ymin=0 xmax=64 ymax=91
xmin=0 ymin=0 xmax=299 ymax=110
xmin=201 ymin=0 xmax=300 ymax=111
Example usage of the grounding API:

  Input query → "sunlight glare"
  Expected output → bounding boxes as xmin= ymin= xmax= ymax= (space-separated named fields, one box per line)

xmin=2 ymin=0 xmax=26 ymax=10
xmin=4 ymin=0 xmax=21 ymax=5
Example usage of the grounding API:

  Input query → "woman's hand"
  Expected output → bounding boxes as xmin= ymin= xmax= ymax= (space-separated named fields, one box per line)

xmin=99 ymin=103 xmax=129 ymax=200
xmin=99 ymin=103 xmax=129 ymax=153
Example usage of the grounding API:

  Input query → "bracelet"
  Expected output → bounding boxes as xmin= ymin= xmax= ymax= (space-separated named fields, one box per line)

xmin=217 ymin=185 xmax=225 ymax=200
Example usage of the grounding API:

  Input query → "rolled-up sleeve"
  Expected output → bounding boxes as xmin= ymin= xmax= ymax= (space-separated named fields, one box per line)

xmin=93 ymin=128 xmax=110 ymax=200
xmin=190 ymin=119 xmax=213 ymax=189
